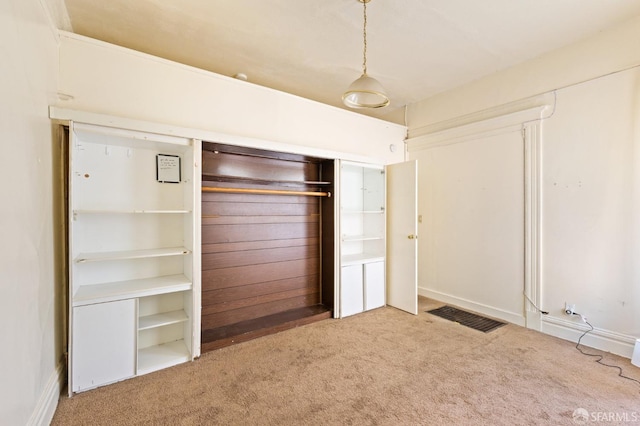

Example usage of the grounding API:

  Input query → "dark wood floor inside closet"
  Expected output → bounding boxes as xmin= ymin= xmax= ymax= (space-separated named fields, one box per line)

xmin=201 ymin=143 xmax=334 ymax=352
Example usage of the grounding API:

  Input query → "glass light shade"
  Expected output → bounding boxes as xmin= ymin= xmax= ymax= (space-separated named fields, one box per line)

xmin=342 ymin=73 xmax=390 ymax=109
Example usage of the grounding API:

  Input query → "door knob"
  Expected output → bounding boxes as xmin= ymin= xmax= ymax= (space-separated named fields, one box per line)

xmin=408 ymin=234 xmax=417 ymax=239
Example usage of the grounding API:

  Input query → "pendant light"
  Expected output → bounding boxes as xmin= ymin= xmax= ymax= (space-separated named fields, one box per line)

xmin=342 ymin=0 xmax=389 ymax=109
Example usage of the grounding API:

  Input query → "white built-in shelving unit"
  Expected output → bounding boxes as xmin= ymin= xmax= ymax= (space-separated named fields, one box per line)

xmin=68 ymin=122 xmax=201 ymax=394
xmin=339 ymin=161 xmax=386 ymax=317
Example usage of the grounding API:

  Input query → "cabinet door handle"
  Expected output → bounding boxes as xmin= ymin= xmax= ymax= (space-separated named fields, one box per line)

xmin=408 ymin=234 xmax=417 ymax=239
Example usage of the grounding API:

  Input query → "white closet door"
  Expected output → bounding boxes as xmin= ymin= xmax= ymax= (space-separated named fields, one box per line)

xmin=386 ymin=160 xmax=418 ymax=315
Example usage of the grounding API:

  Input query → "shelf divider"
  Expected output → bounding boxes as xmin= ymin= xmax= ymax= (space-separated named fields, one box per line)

xmin=342 ymin=235 xmax=384 ymax=242
xmin=137 ymin=340 xmax=191 ymax=376
xmin=341 ymin=254 xmax=385 ymax=266
xmin=73 ymin=274 xmax=192 ymax=306
xmin=138 ymin=310 xmax=188 ymax=331
xmin=73 ymin=209 xmax=191 ymax=215
xmin=75 ymin=247 xmax=191 ymax=263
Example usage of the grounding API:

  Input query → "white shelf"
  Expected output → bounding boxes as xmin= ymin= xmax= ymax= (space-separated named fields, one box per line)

xmin=340 ymin=160 xmax=386 ymax=319
xmin=75 ymin=247 xmax=191 ymax=263
xmin=73 ymin=274 xmax=192 ymax=306
xmin=341 ymin=210 xmax=384 ymax=214
xmin=341 ymin=253 xmax=385 ymax=266
xmin=138 ymin=310 xmax=188 ymax=331
xmin=342 ymin=235 xmax=384 ymax=242
xmin=68 ymin=122 xmax=199 ymax=395
xmin=73 ymin=209 xmax=191 ymax=215
xmin=137 ymin=340 xmax=191 ymax=376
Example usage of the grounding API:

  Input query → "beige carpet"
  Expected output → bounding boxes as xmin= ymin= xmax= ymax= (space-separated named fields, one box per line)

xmin=52 ymin=298 xmax=640 ymax=425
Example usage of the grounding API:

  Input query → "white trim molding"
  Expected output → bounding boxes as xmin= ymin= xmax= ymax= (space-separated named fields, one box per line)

xmin=406 ymin=102 xmax=551 ymax=152
xmin=523 ymin=121 xmax=543 ymax=331
xmin=38 ymin=0 xmax=72 ymax=36
xmin=27 ymin=361 xmax=64 ymax=426
xmin=541 ymin=316 xmax=638 ymax=358
xmin=407 ymin=93 xmax=554 ymax=140
xmin=419 ymin=287 xmax=526 ymax=327
xmin=410 ymin=95 xmax=550 ymax=333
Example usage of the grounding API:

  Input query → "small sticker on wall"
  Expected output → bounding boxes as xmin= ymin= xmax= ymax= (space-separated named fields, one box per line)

xmin=156 ymin=154 xmax=181 ymax=183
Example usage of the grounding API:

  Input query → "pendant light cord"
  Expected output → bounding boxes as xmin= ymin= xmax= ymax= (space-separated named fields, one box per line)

xmin=362 ymin=0 xmax=368 ymax=75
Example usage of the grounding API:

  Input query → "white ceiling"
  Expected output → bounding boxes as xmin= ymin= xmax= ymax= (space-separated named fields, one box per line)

xmin=62 ymin=0 xmax=640 ymax=123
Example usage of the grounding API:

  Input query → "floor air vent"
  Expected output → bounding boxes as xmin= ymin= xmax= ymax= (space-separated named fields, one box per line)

xmin=427 ymin=305 xmax=506 ymax=333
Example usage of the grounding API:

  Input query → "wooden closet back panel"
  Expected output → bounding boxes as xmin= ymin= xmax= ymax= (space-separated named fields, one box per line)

xmin=200 ymin=144 xmax=330 ymax=344
xmin=201 ymin=191 xmax=321 ymax=327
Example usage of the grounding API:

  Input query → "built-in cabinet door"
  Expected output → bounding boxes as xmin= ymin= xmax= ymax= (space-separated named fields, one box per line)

xmin=72 ymin=299 xmax=136 ymax=392
xmin=340 ymin=265 xmax=364 ymax=317
xmin=386 ymin=160 xmax=419 ymax=315
xmin=364 ymin=261 xmax=385 ymax=310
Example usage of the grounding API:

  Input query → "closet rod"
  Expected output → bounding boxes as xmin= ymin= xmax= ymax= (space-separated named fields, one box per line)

xmin=202 ymin=186 xmax=331 ymax=197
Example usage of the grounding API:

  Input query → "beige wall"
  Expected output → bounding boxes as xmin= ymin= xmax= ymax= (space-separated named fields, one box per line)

xmin=56 ymin=32 xmax=407 ymax=165
xmin=408 ymin=15 xmax=640 ymax=356
xmin=413 ymin=128 xmax=527 ymax=326
xmin=408 ymin=15 xmax=640 ymax=131
xmin=540 ymin=68 xmax=640 ymax=344
xmin=0 ymin=0 xmax=63 ymax=424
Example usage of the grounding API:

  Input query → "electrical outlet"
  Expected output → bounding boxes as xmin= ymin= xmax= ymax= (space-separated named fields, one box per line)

xmin=564 ymin=303 xmax=575 ymax=315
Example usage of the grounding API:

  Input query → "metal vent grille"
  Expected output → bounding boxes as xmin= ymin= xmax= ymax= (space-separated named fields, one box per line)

xmin=427 ymin=305 xmax=506 ymax=333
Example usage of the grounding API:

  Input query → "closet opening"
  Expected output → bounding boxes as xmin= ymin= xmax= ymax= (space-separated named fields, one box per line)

xmin=201 ymin=142 xmax=335 ymax=352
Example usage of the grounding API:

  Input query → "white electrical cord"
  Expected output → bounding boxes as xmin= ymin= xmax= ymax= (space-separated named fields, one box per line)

xmin=574 ymin=316 xmax=640 ymax=387
xmin=523 ymin=292 xmax=548 ymax=315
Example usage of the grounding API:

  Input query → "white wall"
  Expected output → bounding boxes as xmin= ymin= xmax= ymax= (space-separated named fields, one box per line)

xmin=415 ymin=129 xmax=526 ymax=325
xmin=541 ymin=69 xmax=640 ymax=341
xmin=408 ymin=15 xmax=640 ymax=133
xmin=0 ymin=0 xmax=64 ymax=424
xmin=56 ymin=32 xmax=406 ymax=165
xmin=408 ymin=16 xmax=640 ymax=356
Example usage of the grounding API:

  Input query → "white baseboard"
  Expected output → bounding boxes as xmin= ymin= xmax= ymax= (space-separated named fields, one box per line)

xmin=420 ymin=287 xmax=637 ymax=359
xmin=541 ymin=315 xmax=636 ymax=358
xmin=28 ymin=362 xmax=64 ymax=426
xmin=420 ymin=287 xmax=526 ymax=327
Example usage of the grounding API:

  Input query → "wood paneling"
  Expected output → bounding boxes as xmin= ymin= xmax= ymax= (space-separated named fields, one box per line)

xmin=203 ymin=285 xmax=318 ymax=315
xmin=200 ymin=143 xmax=334 ymax=351
xmin=203 ymin=258 xmax=319 ymax=290
xmin=202 ymin=221 xmax=318 ymax=244
xmin=201 ymin=306 xmax=333 ymax=352
xmin=202 ymin=275 xmax=319 ymax=305
xmin=202 ymin=201 xmax=318 ymax=217
xmin=202 ymin=146 xmax=319 ymax=183
xmin=202 ymin=293 xmax=320 ymax=329
xmin=203 ymin=245 xmax=319 ymax=270
xmin=202 ymin=237 xmax=319 ymax=255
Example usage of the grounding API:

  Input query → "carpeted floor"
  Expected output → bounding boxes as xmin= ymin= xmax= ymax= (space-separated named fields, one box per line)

xmin=52 ymin=298 xmax=640 ymax=425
